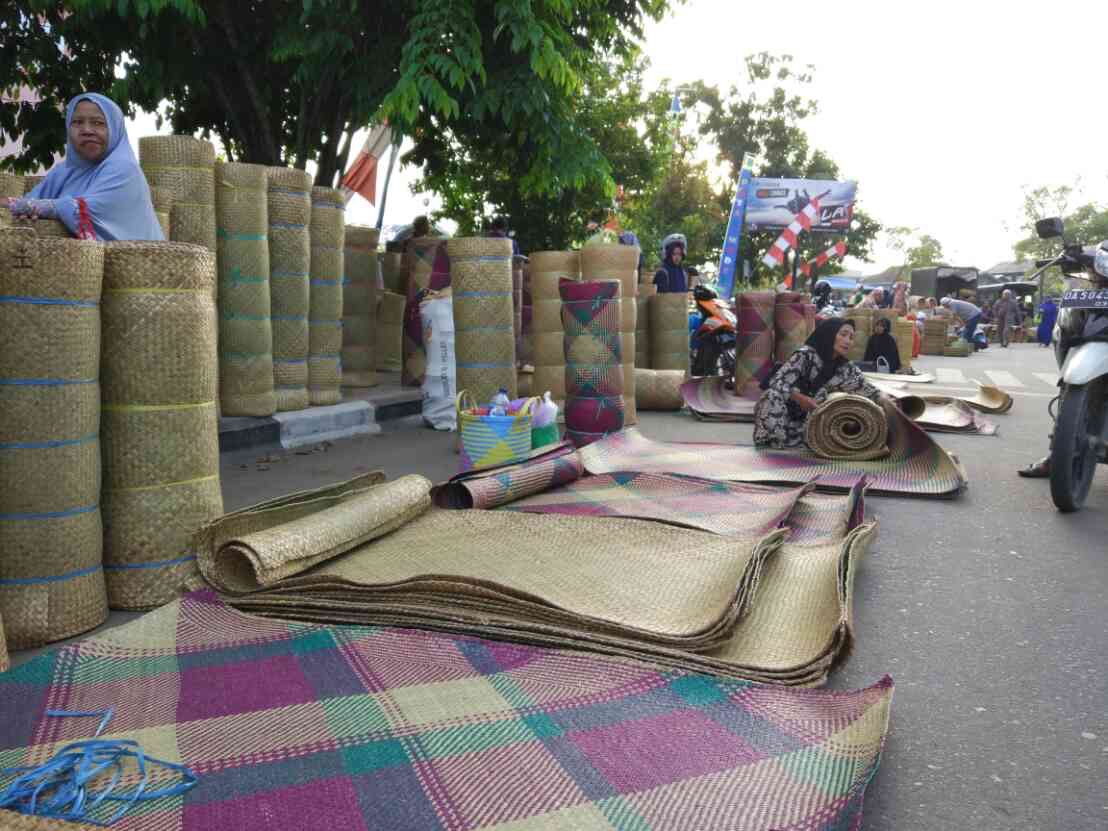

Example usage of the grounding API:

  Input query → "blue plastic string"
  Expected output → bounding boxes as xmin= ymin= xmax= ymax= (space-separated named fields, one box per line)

xmin=0 ymin=295 xmax=99 ymax=308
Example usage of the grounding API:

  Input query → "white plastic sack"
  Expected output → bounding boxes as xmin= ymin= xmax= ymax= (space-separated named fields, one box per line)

xmin=420 ymin=289 xmax=456 ymax=430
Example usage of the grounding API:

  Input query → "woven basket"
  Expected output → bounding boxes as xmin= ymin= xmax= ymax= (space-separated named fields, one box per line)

xmin=266 ymin=167 xmax=312 ymax=411
xmin=101 ymin=241 xmax=223 ymax=610
xmin=376 ymin=290 xmax=405 ymax=372
xmin=139 ymin=135 xmax=216 ymax=251
xmin=457 ymin=392 xmax=535 ymax=472
xmin=215 ymin=162 xmax=275 ymax=416
xmin=580 ymin=244 xmax=639 ymax=424
xmin=805 ymin=393 xmax=890 ymax=461
xmin=649 ymin=292 xmax=689 ymax=373
xmin=308 ymin=186 xmax=345 ymax=405
xmin=734 ymin=291 xmax=774 ymax=394
xmin=380 ymin=251 xmax=406 ymax=294
xmin=343 ymin=225 xmax=380 ymax=387
xmin=529 ymin=251 xmax=580 ymax=411
xmin=402 ymin=236 xmax=449 ymax=386
xmin=11 ymin=217 xmax=72 ymax=238
xmin=0 ymin=229 xmax=108 ymax=648
xmin=0 ymin=174 xmax=23 ymax=222
xmin=448 ymin=237 xmax=517 ymax=403
xmin=846 ymin=307 xmax=874 ymax=361
xmin=634 ymin=368 xmax=685 ymax=410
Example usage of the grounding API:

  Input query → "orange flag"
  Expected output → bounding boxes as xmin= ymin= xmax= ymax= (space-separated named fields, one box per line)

xmin=341 ymin=123 xmax=393 ymax=206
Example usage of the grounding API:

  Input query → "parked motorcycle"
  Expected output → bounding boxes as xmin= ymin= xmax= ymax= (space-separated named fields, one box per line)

xmin=1030 ymin=217 xmax=1108 ymax=511
xmin=690 ymin=285 xmax=737 ymax=381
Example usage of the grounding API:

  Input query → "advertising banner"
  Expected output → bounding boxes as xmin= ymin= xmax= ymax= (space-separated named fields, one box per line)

xmin=715 ymin=155 xmax=754 ymax=299
xmin=745 ymin=178 xmax=857 ymax=232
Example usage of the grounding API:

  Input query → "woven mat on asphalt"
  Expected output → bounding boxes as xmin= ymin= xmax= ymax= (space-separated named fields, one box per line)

xmin=680 ymin=375 xmax=758 ymax=422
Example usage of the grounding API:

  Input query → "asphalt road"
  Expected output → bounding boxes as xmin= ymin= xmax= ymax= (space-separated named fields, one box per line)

xmin=11 ymin=342 xmax=1107 ymax=829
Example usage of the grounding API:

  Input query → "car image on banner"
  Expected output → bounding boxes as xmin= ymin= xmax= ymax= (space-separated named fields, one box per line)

xmin=745 ymin=178 xmax=858 ymax=232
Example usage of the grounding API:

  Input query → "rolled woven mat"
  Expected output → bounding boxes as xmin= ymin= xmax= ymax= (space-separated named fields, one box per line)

xmin=804 ymin=302 xmax=817 ymax=336
xmin=215 ymin=162 xmax=275 ymax=416
xmin=23 ymin=175 xmax=45 ymax=193
xmin=634 ymin=368 xmax=685 ymax=410
xmin=379 ymin=251 xmax=405 ymax=294
xmin=880 ymin=390 xmax=999 ymax=435
xmin=512 ymin=256 xmax=524 ymax=366
xmin=681 ymin=375 xmax=759 ymax=421
xmin=773 ymin=293 xmax=808 ymax=364
xmin=894 ymin=317 xmax=915 ymax=369
xmin=846 ymin=307 xmax=873 ymax=361
xmin=0 ymin=228 xmax=107 ymax=648
xmin=580 ymin=243 xmax=639 ymax=424
xmin=433 ymin=442 xmax=581 ymax=509
xmin=922 ymin=317 xmax=949 ymax=355
xmin=139 ymin=135 xmax=216 ymax=251
xmin=0 ymin=612 xmax=7 ymax=672
xmin=375 ymin=290 xmax=405 ymax=372
xmin=101 ymin=241 xmax=224 ymax=610
xmin=342 ymin=225 xmax=380 ymax=387
xmin=734 ymin=291 xmax=774 ymax=393
xmin=561 ymin=279 xmax=624 ymax=447
xmin=448 ymin=237 xmax=517 ymax=403
xmin=649 ymin=291 xmax=689 ymax=372
xmin=520 ymin=259 xmax=533 ymax=364
xmin=0 ymin=173 xmax=23 ymax=225
xmin=402 ymin=236 xmax=450 ymax=386
xmin=806 ymin=393 xmax=890 ymax=461
xmin=11 ymin=217 xmax=72 ymax=238
xmin=529 ymin=250 xmax=580 ymax=410
xmin=635 ymin=283 xmax=655 ymax=368
xmin=266 ymin=166 xmax=312 ymax=410
xmin=308 ymin=186 xmax=345 ymax=405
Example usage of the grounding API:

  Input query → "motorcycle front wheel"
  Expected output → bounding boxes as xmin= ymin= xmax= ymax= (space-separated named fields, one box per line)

xmin=1049 ymin=382 xmax=1105 ymax=512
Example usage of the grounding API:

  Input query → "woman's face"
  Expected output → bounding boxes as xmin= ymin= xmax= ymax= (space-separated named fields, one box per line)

xmin=69 ymin=100 xmax=110 ymax=163
xmin=875 ymin=319 xmax=889 ymax=335
xmin=833 ymin=324 xmax=855 ymax=358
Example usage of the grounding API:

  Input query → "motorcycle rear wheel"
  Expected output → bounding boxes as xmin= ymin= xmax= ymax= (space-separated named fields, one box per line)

xmin=1049 ymin=382 xmax=1105 ymax=512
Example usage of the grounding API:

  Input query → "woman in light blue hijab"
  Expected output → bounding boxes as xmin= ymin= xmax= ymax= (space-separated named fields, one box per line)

xmin=8 ymin=92 xmax=163 ymax=241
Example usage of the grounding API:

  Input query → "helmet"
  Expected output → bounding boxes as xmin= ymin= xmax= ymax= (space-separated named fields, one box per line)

xmin=661 ymin=232 xmax=687 ymax=260
xmin=1094 ymin=241 xmax=1108 ymax=279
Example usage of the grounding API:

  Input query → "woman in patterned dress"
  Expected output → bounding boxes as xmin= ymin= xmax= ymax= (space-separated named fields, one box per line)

xmin=754 ymin=318 xmax=885 ymax=449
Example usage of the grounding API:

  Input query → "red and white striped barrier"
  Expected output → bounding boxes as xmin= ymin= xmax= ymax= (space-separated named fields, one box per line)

xmin=800 ymin=240 xmax=848 ymax=278
xmin=761 ymin=196 xmax=822 ymax=269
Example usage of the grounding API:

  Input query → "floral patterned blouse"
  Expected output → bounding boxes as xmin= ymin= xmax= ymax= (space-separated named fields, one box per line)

xmin=753 ymin=346 xmax=881 ymax=449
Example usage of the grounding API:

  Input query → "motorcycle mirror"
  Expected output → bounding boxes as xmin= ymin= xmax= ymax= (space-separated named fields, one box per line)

xmin=1035 ymin=217 xmax=1065 ymax=240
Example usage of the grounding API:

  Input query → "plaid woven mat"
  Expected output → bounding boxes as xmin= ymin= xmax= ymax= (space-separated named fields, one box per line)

xmin=0 ymin=592 xmax=893 ymax=830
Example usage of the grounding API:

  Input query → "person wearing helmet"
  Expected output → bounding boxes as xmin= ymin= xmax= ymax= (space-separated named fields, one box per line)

xmin=654 ymin=233 xmax=688 ymax=293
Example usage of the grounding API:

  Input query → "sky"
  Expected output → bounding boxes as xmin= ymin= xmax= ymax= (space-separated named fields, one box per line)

xmin=118 ymin=0 xmax=1108 ymax=273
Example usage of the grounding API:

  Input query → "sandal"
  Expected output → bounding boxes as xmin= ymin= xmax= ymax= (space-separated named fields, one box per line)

xmin=1017 ymin=458 xmax=1051 ymax=478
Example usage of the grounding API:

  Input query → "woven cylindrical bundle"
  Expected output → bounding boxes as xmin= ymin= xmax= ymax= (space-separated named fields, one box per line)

xmin=561 ymin=279 xmax=624 ymax=447
xmin=149 ymin=185 xmax=173 ymax=238
xmin=22 ymin=175 xmax=44 ymax=193
xmin=0 ymin=229 xmax=107 ymax=648
xmin=266 ymin=167 xmax=312 ymax=411
xmin=530 ymin=251 xmax=580 ymax=409
xmin=773 ymin=293 xmax=808 ymax=364
xmin=804 ymin=303 xmax=817 ymax=337
xmin=512 ymin=256 xmax=525 ymax=366
xmin=215 ymin=162 xmax=275 ymax=416
xmin=380 ymin=251 xmax=406 ymax=294
xmin=922 ymin=318 xmax=948 ymax=355
xmin=448 ymin=237 xmax=517 ymax=403
xmin=635 ymin=284 xmax=656 ymax=369
xmin=894 ymin=318 xmax=915 ymax=369
xmin=580 ymin=244 xmax=639 ymax=424
xmin=12 ymin=218 xmax=72 ymax=238
xmin=343 ymin=225 xmax=380 ymax=387
xmin=308 ymin=186 xmax=345 ymax=405
xmin=1 ymin=174 xmax=23 ymax=226
xmin=847 ymin=307 xmax=873 ymax=362
xmin=100 ymin=242 xmax=223 ymax=610
xmin=139 ymin=135 xmax=216 ymax=252
xmin=376 ymin=291 xmax=405 ymax=372
xmin=805 ymin=393 xmax=889 ymax=461
xmin=634 ymin=368 xmax=685 ymax=411
xmin=649 ymin=292 xmax=689 ymax=374
xmin=402 ymin=236 xmax=450 ymax=386
xmin=520 ymin=260 xmax=533 ymax=365
xmin=732 ymin=291 xmax=774 ymax=394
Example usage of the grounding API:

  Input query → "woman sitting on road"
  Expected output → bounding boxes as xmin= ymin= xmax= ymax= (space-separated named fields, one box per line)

xmin=753 ymin=318 xmax=885 ymax=449
xmin=863 ymin=316 xmax=901 ymax=373
xmin=5 ymin=92 xmax=162 ymax=241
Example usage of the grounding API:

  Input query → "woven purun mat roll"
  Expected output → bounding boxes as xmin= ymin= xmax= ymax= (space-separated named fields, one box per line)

xmin=448 ymin=237 xmax=517 ymax=404
xmin=22 ymin=175 xmax=45 ymax=194
xmin=561 ymin=279 xmax=624 ymax=447
xmin=0 ymin=611 xmax=7 ymax=672
xmin=1 ymin=173 xmax=24 ymax=226
xmin=649 ymin=291 xmax=689 ymax=373
xmin=101 ymin=242 xmax=224 ymax=610
xmin=580 ymin=243 xmax=639 ymax=424
xmin=215 ymin=162 xmax=275 ymax=416
xmin=379 ymin=251 xmax=405 ymax=294
xmin=433 ymin=443 xmax=582 ymax=509
xmin=402 ymin=236 xmax=449 ymax=386
xmin=342 ymin=225 xmax=380 ymax=387
xmin=139 ymin=135 xmax=216 ymax=251
xmin=529 ymin=251 xmax=580 ymax=410
xmin=846 ymin=307 xmax=873 ymax=362
xmin=773 ymin=294 xmax=808 ymax=364
xmin=308 ymin=186 xmax=345 ymax=405
xmin=11 ymin=217 xmax=72 ymax=238
xmin=512 ymin=257 xmax=525 ymax=367
xmin=266 ymin=167 xmax=312 ymax=411
xmin=634 ymin=368 xmax=685 ymax=411
xmin=375 ymin=290 xmax=405 ymax=372
xmin=734 ymin=291 xmax=774 ymax=394
xmin=520 ymin=259 xmax=533 ymax=364
xmin=894 ymin=317 xmax=915 ymax=369
xmin=805 ymin=393 xmax=890 ymax=461
xmin=0 ymin=229 xmax=107 ymax=648
xmin=149 ymin=185 xmax=173 ymax=238
xmin=635 ymin=283 xmax=656 ymax=369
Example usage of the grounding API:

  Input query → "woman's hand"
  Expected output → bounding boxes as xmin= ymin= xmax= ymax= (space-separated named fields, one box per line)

xmin=790 ymin=391 xmax=820 ymax=412
xmin=9 ymin=198 xmax=57 ymax=219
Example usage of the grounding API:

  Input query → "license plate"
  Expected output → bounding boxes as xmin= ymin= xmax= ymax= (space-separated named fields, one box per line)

xmin=1061 ymin=288 xmax=1108 ymax=310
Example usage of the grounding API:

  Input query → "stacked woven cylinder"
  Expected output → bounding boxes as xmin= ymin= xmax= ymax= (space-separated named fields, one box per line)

xmin=403 ymin=236 xmax=450 ymax=386
xmin=561 ymin=279 xmax=624 ymax=447
xmin=773 ymin=292 xmax=808 ymax=363
xmin=380 ymin=252 xmax=406 ymax=295
xmin=215 ymin=162 xmax=275 ymax=416
xmin=308 ymin=187 xmax=345 ymax=405
xmin=529 ymin=251 xmax=580 ymax=409
xmin=734 ymin=291 xmax=775 ymax=394
xmin=0 ymin=228 xmax=107 ymax=648
xmin=634 ymin=368 xmax=685 ymax=411
xmin=580 ymin=244 xmax=640 ymax=424
xmin=139 ymin=136 xmax=216 ymax=252
xmin=847 ymin=307 xmax=873 ymax=362
xmin=922 ymin=317 xmax=948 ymax=355
xmin=342 ymin=225 xmax=380 ymax=387
xmin=100 ymin=242 xmax=224 ymax=610
xmin=650 ymin=292 xmax=690 ymax=373
xmin=512 ymin=256 xmax=525 ymax=366
xmin=894 ymin=318 xmax=916 ymax=369
xmin=149 ymin=186 xmax=173 ymax=238
xmin=376 ymin=292 xmax=405 ymax=373
xmin=0 ymin=173 xmax=23 ymax=225
xmin=448 ymin=237 xmax=517 ymax=404
xmin=520 ymin=260 xmax=533 ymax=365
xmin=22 ymin=175 xmax=44 ymax=193
xmin=635 ymin=284 xmax=656 ymax=369
xmin=266 ymin=167 xmax=313 ymax=411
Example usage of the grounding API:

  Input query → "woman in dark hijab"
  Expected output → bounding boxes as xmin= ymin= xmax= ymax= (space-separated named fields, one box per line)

xmin=863 ymin=317 xmax=901 ymax=372
xmin=753 ymin=317 xmax=883 ymax=448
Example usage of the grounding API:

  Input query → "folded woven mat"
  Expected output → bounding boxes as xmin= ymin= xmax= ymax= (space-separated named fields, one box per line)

xmin=805 ymin=394 xmax=890 ymax=461
xmin=894 ymin=394 xmax=998 ymax=435
xmin=680 ymin=375 xmax=759 ymax=422
xmin=432 ymin=442 xmax=582 ymax=509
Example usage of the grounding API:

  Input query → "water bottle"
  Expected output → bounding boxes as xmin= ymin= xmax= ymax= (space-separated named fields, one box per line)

xmin=490 ymin=387 xmax=510 ymax=417
xmin=533 ymin=391 xmax=558 ymax=428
